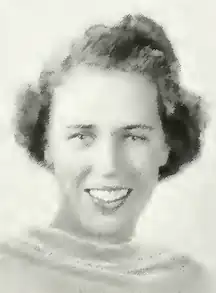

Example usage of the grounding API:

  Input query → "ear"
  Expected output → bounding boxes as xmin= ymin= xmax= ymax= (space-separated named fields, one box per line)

xmin=159 ymin=141 xmax=170 ymax=167
xmin=44 ymin=144 xmax=54 ymax=172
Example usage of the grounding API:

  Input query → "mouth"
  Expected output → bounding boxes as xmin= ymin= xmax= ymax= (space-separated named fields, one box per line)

xmin=84 ymin=186 xmax=133 ymax=210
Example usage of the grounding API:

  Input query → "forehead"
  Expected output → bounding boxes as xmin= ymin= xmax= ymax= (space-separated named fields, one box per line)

xmin=52 ymin=65 xmax=159 ymax=128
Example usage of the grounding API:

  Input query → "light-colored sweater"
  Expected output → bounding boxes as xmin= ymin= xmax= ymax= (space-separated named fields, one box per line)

xmin=0 ymin=227 xmax=211 ymax=293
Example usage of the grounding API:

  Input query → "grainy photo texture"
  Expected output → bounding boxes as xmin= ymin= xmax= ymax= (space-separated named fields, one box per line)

xmin=0 ymin=12 xmax=212 ymax=293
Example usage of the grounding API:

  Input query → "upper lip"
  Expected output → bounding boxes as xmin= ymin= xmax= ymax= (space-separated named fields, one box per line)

xmin=85 ymin=186 xmax=132 ymax=192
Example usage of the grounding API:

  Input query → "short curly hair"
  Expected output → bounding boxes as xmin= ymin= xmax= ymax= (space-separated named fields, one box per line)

xmin=14 ymin=14 xmax=206 ymax=180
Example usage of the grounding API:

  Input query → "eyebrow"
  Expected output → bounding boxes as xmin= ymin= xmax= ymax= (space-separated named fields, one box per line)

xmin=67 ymin=124 xmax=95 ymax=129
xmin=123 ymin=124 xmax=154 ymax=131
xmin=67 ymin=123 xmax=154 ymax=131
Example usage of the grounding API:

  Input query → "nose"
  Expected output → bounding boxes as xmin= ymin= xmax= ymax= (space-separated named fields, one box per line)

xmin=93 ymin=137 xmax=118 ymax=178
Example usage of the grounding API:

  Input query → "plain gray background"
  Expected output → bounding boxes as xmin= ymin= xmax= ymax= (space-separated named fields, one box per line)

xmin=1 ymin=0 xmax=216 ymax=280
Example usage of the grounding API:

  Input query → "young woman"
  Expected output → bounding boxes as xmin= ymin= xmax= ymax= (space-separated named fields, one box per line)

xmin=0 ymin=13 xmax=210 ymax=292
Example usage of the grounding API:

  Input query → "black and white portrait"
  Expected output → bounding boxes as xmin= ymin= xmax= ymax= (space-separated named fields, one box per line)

xmin=0 ymin=0 xmax=215 ymax=292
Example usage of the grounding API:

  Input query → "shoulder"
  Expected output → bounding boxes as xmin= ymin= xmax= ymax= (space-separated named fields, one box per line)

xmin=168 ymin=254 xmax=211 ymax=293
xmin=0 ymin=235 xmax=51 ymax=292
xmin=0 ymin=251 xmax=27 ymax=292
xmin=134 ymin=244 xmax=212 ymax=293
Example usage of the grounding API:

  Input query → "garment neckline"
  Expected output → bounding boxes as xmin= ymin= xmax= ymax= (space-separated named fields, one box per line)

xmin=27 ymin=226 xmax=140 ymax=264
xmin=0 ymin=226 xmax=195 ymax=276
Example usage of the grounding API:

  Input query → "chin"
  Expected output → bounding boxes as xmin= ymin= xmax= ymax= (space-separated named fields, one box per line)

xmin=82 ymin=216 xmax=121 ymax=237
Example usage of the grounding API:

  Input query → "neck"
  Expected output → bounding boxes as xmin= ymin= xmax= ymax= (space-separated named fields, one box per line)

xmin=51 ymin=204 xmax=135 ymax=246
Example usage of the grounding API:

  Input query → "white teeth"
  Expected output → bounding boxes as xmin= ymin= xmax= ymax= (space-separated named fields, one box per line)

xmin=88 ymin=189 xmax=129 ymax=202
xmin=92 ymin=198 xmax=124 ymax=209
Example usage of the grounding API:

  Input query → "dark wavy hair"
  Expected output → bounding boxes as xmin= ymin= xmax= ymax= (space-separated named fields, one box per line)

xmin=14 ymin=14 xmax=206 ymax=180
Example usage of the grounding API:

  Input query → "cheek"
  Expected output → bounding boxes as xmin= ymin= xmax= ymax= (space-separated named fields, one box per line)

xmin=51 ymin=142 xmax=89 ymax=188
xmin=125 ymin=144 xmax=159 ymax=176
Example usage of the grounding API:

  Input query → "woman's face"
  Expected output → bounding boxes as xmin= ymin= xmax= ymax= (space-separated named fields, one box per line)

xmin=47 ymin=65 xmax=169 ymax=240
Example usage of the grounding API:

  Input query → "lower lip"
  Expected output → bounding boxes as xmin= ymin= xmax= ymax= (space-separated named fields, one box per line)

xmin=85 ymin=190 xmax=132 ymax=211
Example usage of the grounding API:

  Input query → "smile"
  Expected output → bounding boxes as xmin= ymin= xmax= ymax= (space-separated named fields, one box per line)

xmin=84 ymin=187 xmax=133 ymax=204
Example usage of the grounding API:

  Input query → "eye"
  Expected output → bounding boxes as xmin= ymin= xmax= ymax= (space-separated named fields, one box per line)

xmin=68 ymin=133 xmax=95 ymax=146
xmin=68 ymin=133 xmax=86 ymax=140
xmin=73 ymin=134 xmax=87 ymax=140
xmin=123 ymin=134 xmax=148 ymax=142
